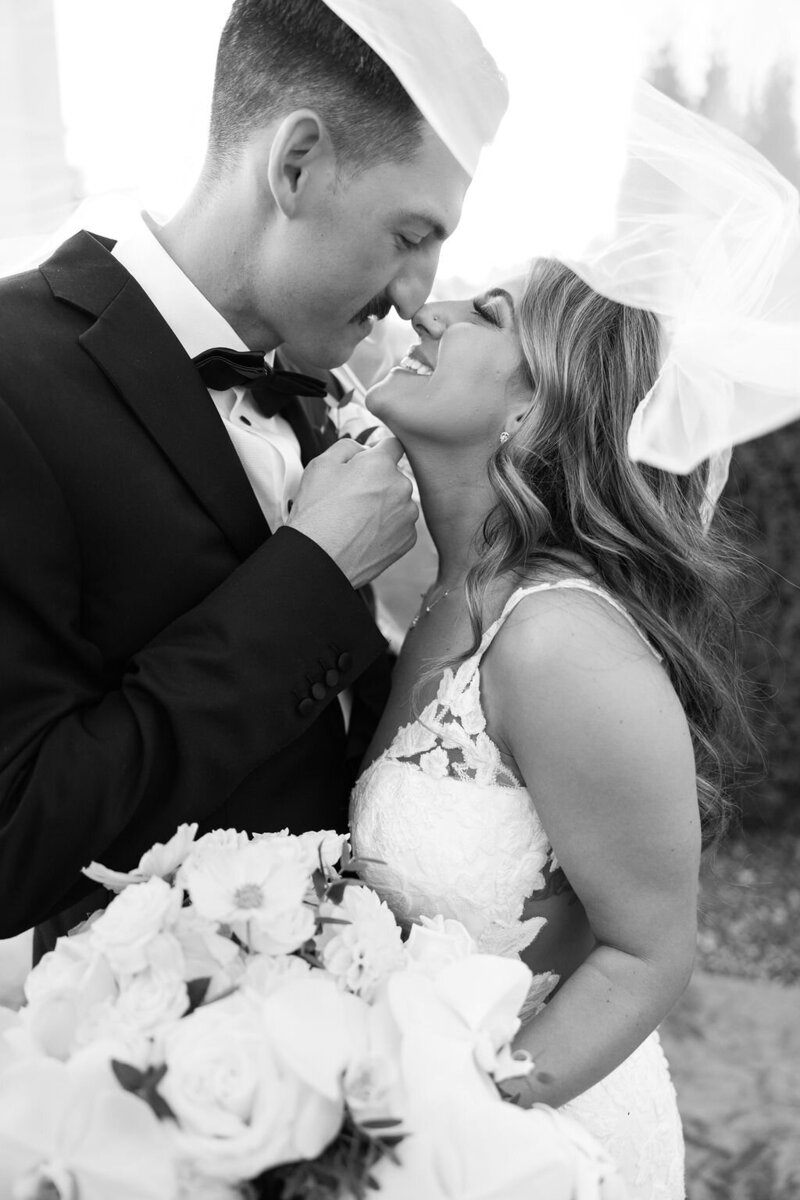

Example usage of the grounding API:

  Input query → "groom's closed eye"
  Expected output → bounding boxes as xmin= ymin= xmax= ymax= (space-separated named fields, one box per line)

xmin=393 ymin=210 xmax=452 ymax=246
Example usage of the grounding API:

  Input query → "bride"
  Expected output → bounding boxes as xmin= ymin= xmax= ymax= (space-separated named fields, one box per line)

xmin=348 ymin=72 xmax=800 ymax=1196
xmin=349 ymin=257 xmax=755 ymax=1199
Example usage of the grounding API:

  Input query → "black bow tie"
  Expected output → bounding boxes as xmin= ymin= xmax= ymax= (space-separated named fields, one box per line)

xmin=192 ymin=347 xmax=328 ymax=418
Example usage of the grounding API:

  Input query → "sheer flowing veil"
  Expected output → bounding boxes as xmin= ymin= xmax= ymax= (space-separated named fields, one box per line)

xmin=562 ymin=80 xmax=800 ymax=480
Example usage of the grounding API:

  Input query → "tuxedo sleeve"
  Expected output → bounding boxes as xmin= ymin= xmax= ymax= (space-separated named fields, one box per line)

xmin=0 ymin=396 xmax=386 ymax=936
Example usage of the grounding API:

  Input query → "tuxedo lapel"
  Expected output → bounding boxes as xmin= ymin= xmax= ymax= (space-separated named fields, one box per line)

xmin=42 ymin=232 xmax=269 ymax=560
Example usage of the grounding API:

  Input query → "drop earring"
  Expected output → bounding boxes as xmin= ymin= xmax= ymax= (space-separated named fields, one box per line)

xmin=499 ymin=431 xmax=509 ymax=445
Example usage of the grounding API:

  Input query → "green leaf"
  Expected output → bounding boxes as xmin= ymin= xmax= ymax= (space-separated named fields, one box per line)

xmin=324 ymin=880 xmax=348 ymax=905
xmin=201 ymin=982 xmax=240 ymax=1007
xmin=111 ymin=1060 xmax=144 ymax=1093
xmin=111 ymin=1059 xmax=177 ymax=1124
xmin=186 ymin=976 xmax=212 ymax=1012
xmin=147 ymin=1088 xmax=177 ymax=1122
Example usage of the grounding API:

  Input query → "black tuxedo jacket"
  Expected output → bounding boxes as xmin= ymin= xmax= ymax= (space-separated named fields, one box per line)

xmin=0 ymin=231 xmax=389 ymax=952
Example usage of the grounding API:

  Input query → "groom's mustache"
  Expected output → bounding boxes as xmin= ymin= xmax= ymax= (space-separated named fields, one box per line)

xmin=351 ymin=295 xmax=393 ymax=325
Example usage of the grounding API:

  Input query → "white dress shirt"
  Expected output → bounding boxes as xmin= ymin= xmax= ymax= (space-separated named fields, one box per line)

xmin=112 ymin=214 xmax=303 ymax=532
xmin=112 ymin=213 xmax=361 ymax=728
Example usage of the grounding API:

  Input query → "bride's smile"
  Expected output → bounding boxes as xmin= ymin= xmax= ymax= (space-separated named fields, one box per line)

xmin=366 ymin=279 xmax=532 ymax=448
xmin=392 ymin=346 xmax=435 ymax=375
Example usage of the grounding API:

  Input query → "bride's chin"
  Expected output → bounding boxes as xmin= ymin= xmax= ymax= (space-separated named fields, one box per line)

xmin=364 ymin=374 xmax=402 ymax=422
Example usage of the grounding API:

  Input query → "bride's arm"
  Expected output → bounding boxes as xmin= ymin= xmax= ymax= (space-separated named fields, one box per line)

xmin=481 ymin=589 xmax=701 ymax=1109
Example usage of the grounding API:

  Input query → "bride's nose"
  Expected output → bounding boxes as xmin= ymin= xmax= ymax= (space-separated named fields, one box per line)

xmin=411 ymin=303 xmax=448 ymax=341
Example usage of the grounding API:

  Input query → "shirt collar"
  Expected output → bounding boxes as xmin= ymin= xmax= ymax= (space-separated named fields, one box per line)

xmin=111 ymin=213 xmax=259 ymax=361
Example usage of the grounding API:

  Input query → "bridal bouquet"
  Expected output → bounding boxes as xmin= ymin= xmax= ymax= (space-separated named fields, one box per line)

xmin=0 ymin=824 xmax=616 ymax=1200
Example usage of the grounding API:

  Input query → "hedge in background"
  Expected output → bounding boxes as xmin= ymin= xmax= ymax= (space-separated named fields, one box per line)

xmin=725 ymin=424 xmax=800 ymax=832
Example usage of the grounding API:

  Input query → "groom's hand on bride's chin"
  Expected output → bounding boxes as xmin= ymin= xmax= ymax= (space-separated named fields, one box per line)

xmin=286 ymin=436 xmax=418 ymax=590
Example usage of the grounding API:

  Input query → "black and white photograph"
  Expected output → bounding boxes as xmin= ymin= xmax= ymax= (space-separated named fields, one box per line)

xmin=0 ymin=2 xmax=799 ymax=1197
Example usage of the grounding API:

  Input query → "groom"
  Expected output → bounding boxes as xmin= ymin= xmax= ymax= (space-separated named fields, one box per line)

xmin=0 ymin=0 xmax=506 ymax=954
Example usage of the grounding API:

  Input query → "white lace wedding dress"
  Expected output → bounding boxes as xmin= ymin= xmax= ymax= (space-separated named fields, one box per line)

xmin=350 ymin=580 xmax=686 ymax=1200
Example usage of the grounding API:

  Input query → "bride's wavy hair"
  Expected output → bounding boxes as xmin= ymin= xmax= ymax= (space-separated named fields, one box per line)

xmin=453 ymin=258 xmax=756 ymax=848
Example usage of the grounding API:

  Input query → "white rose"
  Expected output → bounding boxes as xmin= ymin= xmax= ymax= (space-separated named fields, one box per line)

xmin=317 ymin=884 xmax=404 ymax=1001
xmin=405 ymin=915 xmax=477 ymax=978
xmin=159 ymin=990 xmax=342 ymax=1181
xmin=135 ymin=930 xmax=186 ymax=977
xmin=116 ymin=968 xmax=189 ymax=1032
xmin=21 ymin=935 xmax=117 ymax=1060
xmin=90 ymin=877 xmax=182 ymax=976
xmin=24 ymin=933 xmax=115 ymax=1008
xmin=72 ymin=998 xmax=153 ymax=1070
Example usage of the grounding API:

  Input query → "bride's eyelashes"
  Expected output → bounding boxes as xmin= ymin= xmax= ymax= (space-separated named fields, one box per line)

xmin=472 ymin=297 xmax=502 ymax=327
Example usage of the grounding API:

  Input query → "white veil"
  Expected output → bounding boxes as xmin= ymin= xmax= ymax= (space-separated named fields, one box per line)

xmin=562 ymin=80 xmax=800 ymax=482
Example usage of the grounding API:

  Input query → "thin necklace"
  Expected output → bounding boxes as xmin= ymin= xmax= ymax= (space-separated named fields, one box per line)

xmin=410 ymin=578 xmax=464 ymax=628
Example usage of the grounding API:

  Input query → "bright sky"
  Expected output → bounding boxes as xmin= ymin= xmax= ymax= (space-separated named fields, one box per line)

xmin=38 ymin=0 xmax=800 ymax=283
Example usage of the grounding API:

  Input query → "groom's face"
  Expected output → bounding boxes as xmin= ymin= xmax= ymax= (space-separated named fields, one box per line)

xmin=265 ymin=125 xmax=470 ymax=369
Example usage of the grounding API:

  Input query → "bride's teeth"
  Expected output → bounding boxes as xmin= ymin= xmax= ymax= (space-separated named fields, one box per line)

xmin=398 ymin=355 xmax=433 ymax=376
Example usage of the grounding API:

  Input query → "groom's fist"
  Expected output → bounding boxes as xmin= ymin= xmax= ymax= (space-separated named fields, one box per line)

xmin=286 ymin=437 xmax=418 ymax=589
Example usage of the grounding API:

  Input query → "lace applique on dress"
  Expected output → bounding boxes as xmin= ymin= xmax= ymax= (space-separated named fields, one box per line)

xmin=383 ymin=655 xmax=522 ymax=789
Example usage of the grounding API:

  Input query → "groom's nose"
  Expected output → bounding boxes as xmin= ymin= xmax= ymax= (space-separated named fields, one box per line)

xmin=388 ymin=244 xmax=441 ymax=320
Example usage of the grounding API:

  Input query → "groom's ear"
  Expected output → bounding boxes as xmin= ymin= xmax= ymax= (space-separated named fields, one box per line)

xmin=263 ymin=110 xmax=335 ymax=218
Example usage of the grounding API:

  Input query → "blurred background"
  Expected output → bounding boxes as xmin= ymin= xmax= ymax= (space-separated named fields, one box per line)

xmin=1 ymin=1 xmax=799 ymax=1194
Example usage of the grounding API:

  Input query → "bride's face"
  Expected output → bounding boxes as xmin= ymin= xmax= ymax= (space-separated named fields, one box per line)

xmin=367 ymin=279 xmax=532 ymax=449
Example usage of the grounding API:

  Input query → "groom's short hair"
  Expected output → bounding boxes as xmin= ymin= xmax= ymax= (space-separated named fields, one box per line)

xmin=208 ymin=0 xmax=425 ymax=174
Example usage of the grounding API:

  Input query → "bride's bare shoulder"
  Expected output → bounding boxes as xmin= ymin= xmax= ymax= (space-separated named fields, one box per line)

xmin=482 ymin=571 xmax=684 ymax=740
xmin=491 ymin=564 xmax=655 ymax=671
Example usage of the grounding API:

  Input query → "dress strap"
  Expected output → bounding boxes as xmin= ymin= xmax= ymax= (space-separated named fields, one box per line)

xmin=474 ymin=578 xmax=664 ymax=665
